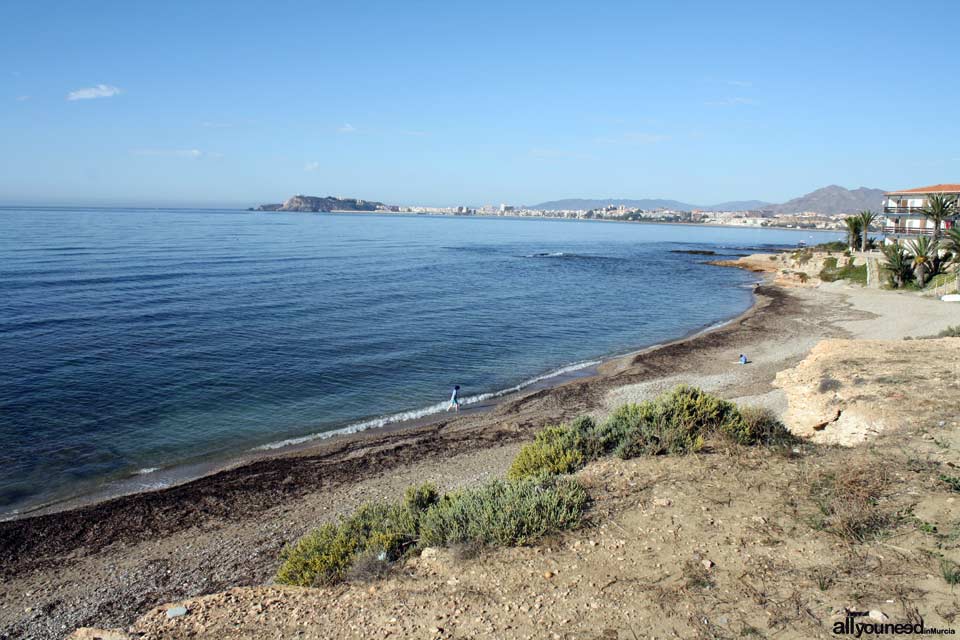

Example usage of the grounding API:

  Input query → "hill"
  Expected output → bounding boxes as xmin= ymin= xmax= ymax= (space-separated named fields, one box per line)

xmin=257 ymin=195 xmax=382 ymax=212
xmin=528 ymin=197 xmax=774 ymax=212
xmin=769 ymin=185 xmax=885 ymax=215
xmin=529 ymin=186 xmax=885 ymax=215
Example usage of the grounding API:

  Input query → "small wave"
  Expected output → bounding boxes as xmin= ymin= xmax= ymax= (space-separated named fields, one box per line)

xmin=252 ymin=358 xmax=601 ymax=452
xmin=526 ymin=251 xmax=570 ymax=258
xmin=134 ymin=467 xmax=159 ymax=475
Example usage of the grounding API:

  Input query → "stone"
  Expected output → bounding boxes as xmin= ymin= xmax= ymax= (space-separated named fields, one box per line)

xmin=166 ymin=605 xmax=188 ymax=619
xmin=868 ymin=610 xmax=889 ymax=622
xmin=653 ymin=498 xmax=672 ymax=507
xmin=543 ymin=571 xmax=554 ymax=579
xmin=421 ymin=547 xmax=439 ymax=559
xmin=702 ymin=559 xmax=715 ymax=570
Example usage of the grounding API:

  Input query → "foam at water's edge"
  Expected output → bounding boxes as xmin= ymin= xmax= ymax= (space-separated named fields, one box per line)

xmin=252 ymin=358 xmax=601 ymax=451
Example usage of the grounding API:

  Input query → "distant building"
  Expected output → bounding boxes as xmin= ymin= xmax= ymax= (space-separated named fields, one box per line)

xmin=882 ymin=183 xmax=960 ymax=237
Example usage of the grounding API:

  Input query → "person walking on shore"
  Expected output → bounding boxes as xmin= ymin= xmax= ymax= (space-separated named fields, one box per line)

xmin=448 ymin=385 xmax=461 ymax=412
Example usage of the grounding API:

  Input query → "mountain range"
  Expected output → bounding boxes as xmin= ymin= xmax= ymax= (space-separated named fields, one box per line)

xmin=528 ymin=185 xmax=887 ymax=215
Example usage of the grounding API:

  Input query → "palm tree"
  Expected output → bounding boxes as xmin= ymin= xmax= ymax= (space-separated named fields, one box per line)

xmin=920 ymin=194 xmax=958 ymax=271
xmin=880 ymin=243 xmax=911 ymax=288
xmin=945 ymin=227 xmax=960 ymax=293
xmin=843 ymin=216 xmax=862 ymax=252
xmin=857 ymin=210 xmax=877 ymax=252
xmin=909 ymin=236 xmax=938 ymax=288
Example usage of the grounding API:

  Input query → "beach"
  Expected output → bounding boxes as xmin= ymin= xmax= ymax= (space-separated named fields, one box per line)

xmin=2 ymin=257 xmax=959 ymax=639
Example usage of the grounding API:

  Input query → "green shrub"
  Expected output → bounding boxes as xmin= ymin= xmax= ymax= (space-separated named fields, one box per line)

xmin=276 ymin=489 xmax=429 ymax=586
xmin=822 ymin=256 xmax=838 ymax=270
xmin=820 ymin=261 xmax=867 ymax=285
xmin=418 ymin=476 xmax=589 ymax=547
xmin=508 ymin=425 xmax=586 ymax=480
xmin=276 ymin=476 xmax=589 ymax=587
xmin=612 ymin=385 xmax=746 ymax=457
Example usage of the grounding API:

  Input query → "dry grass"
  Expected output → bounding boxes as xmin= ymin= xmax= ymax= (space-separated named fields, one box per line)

xmin=809 ymin=456 xmax=899 ymax=542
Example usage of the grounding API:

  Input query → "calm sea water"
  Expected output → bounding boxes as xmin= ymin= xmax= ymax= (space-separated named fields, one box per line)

xmin=0 ymin=208 xmax=838 ymax=514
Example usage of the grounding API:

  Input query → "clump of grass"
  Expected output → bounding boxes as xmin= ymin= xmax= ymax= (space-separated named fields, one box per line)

xmin=810 ymin=462 xmax=897 ymax=542
xmin=419 ymin=475 xmax=589 ymax=547
xmin=939 ymin=474 xmax=960 ymax=492
xmin=276 ymin=477 xmax=588 ymax=587
xmin=942 ymin=558 xmax=960 ymax=585
xmin=682 ymin=559 xmax=714 ymax=589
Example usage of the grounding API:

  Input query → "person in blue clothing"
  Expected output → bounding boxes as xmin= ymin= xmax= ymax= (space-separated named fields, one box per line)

xmin=448 ymin=385 xmax=461 ymax=412
xmin=739 ymin=354 xmax=748 ymax=365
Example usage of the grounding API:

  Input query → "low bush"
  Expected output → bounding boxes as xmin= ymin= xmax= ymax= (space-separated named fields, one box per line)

xmin=820 ymin=260 xmax=867 ymax=285
xmin=511 ymin=387 xmax=798 ymax=476
xmin=276 ymin=493 xmax=427 ymax=586
xmin=276 ymin=477 xmax=589 ymax=586
xmin=937 ymin=325 xmax=960 ymax=338
xmin=507 ymin=417 xmax=597 ymax=480
xmin=418 ymin=476 xmax=589 ymax=547
xmin=815 ymin=241 xmax=848 ymax=253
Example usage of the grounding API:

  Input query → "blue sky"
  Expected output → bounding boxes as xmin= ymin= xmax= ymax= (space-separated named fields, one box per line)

xmin=1 ymin=0 xmax=958 ymax=208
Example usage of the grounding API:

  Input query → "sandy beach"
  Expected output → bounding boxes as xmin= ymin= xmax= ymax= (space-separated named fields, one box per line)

xmin=2 ymin=256 xmax=959 ymax=640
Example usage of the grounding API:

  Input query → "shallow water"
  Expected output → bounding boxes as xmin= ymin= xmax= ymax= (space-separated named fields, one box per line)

xmin=0 ymin=208 xmax=838 ymax=513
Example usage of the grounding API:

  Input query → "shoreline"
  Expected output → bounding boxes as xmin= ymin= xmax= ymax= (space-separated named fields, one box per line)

xmin=0 ymin=274 xmax=774 ymax=573
xmin=2 ymin=277 xmax=761 ymax=522
xmin=13 ymin=255 xmax=960 ymax=638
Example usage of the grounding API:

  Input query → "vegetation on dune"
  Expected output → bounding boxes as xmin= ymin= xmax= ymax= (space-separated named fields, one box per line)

xmin=510 ymin=386 xmax=797 ymax=481
xmin=819 ymin=256 xmax=867 ymax=285
xmin=276 ymin=476 xmax=588 ymax=587
xmin=278 ymin=386 xmax=798 ymax=588
xmin=810 ymin=461 xmax=899 ymax=542
xmin=418 ymin=476 xmax=589 ymax=547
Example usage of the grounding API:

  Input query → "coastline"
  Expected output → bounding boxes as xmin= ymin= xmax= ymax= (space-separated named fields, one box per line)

xmin=1 ymin=277 xmax=760 ymax=523
xmin=0 ymin=275 xmax=774 ymax=561
xmin=23 ymin=251 xmax=960 ymax=638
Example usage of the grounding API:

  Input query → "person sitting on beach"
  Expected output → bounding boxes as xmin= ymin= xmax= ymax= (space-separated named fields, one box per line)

xmin=739 ymin=354 xmax=748 ymax=365
xmin=448 ymin=385 xmax=461 ymax=412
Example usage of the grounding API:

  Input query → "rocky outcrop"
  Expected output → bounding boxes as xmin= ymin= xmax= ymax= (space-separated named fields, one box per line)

xmin=774 ymin=338 xmax=960 ymax=445
xmin=257 ymin=195 xmax=384 ymax=212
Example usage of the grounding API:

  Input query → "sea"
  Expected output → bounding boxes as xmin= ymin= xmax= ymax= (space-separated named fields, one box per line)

xmin=0 ymin=208 xmax=840 ymax=516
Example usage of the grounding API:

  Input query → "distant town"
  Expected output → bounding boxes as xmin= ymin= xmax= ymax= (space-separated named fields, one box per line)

xmin=256 ymin=185 xmax=891 ymax=232
xmin=387 ymin=203 xmax=849 ymax=231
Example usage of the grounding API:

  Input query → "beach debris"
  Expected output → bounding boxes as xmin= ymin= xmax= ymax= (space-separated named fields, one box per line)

xmin=166 ymin=605 xmax=188 ymax=619
xmin=653 ymin=497 xmax=672 ymax=507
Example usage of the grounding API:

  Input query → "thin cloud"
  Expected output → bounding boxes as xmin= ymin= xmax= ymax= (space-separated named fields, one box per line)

xmin=338 ymin=123 xmax=357 ymax=133
xmin=304 ymin=161 xmax=320 ymax=172
xmin=67 ymin=84 xmax=122 ymax=101
xmin=705 ymin=97 xmax=755 ymax=106
xmin=15 ymin=95 xmax=30 ymax=101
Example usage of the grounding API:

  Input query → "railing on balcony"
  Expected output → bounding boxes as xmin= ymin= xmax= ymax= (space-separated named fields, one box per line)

xmin=883 ymin=207 xmax=923 ymax=214
xmin=882 ymin=225 xmax=934 ymax=237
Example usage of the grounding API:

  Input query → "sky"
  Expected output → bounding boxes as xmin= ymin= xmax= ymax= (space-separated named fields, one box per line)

xmin=1 ymin=0 xmax=958 ymax=208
